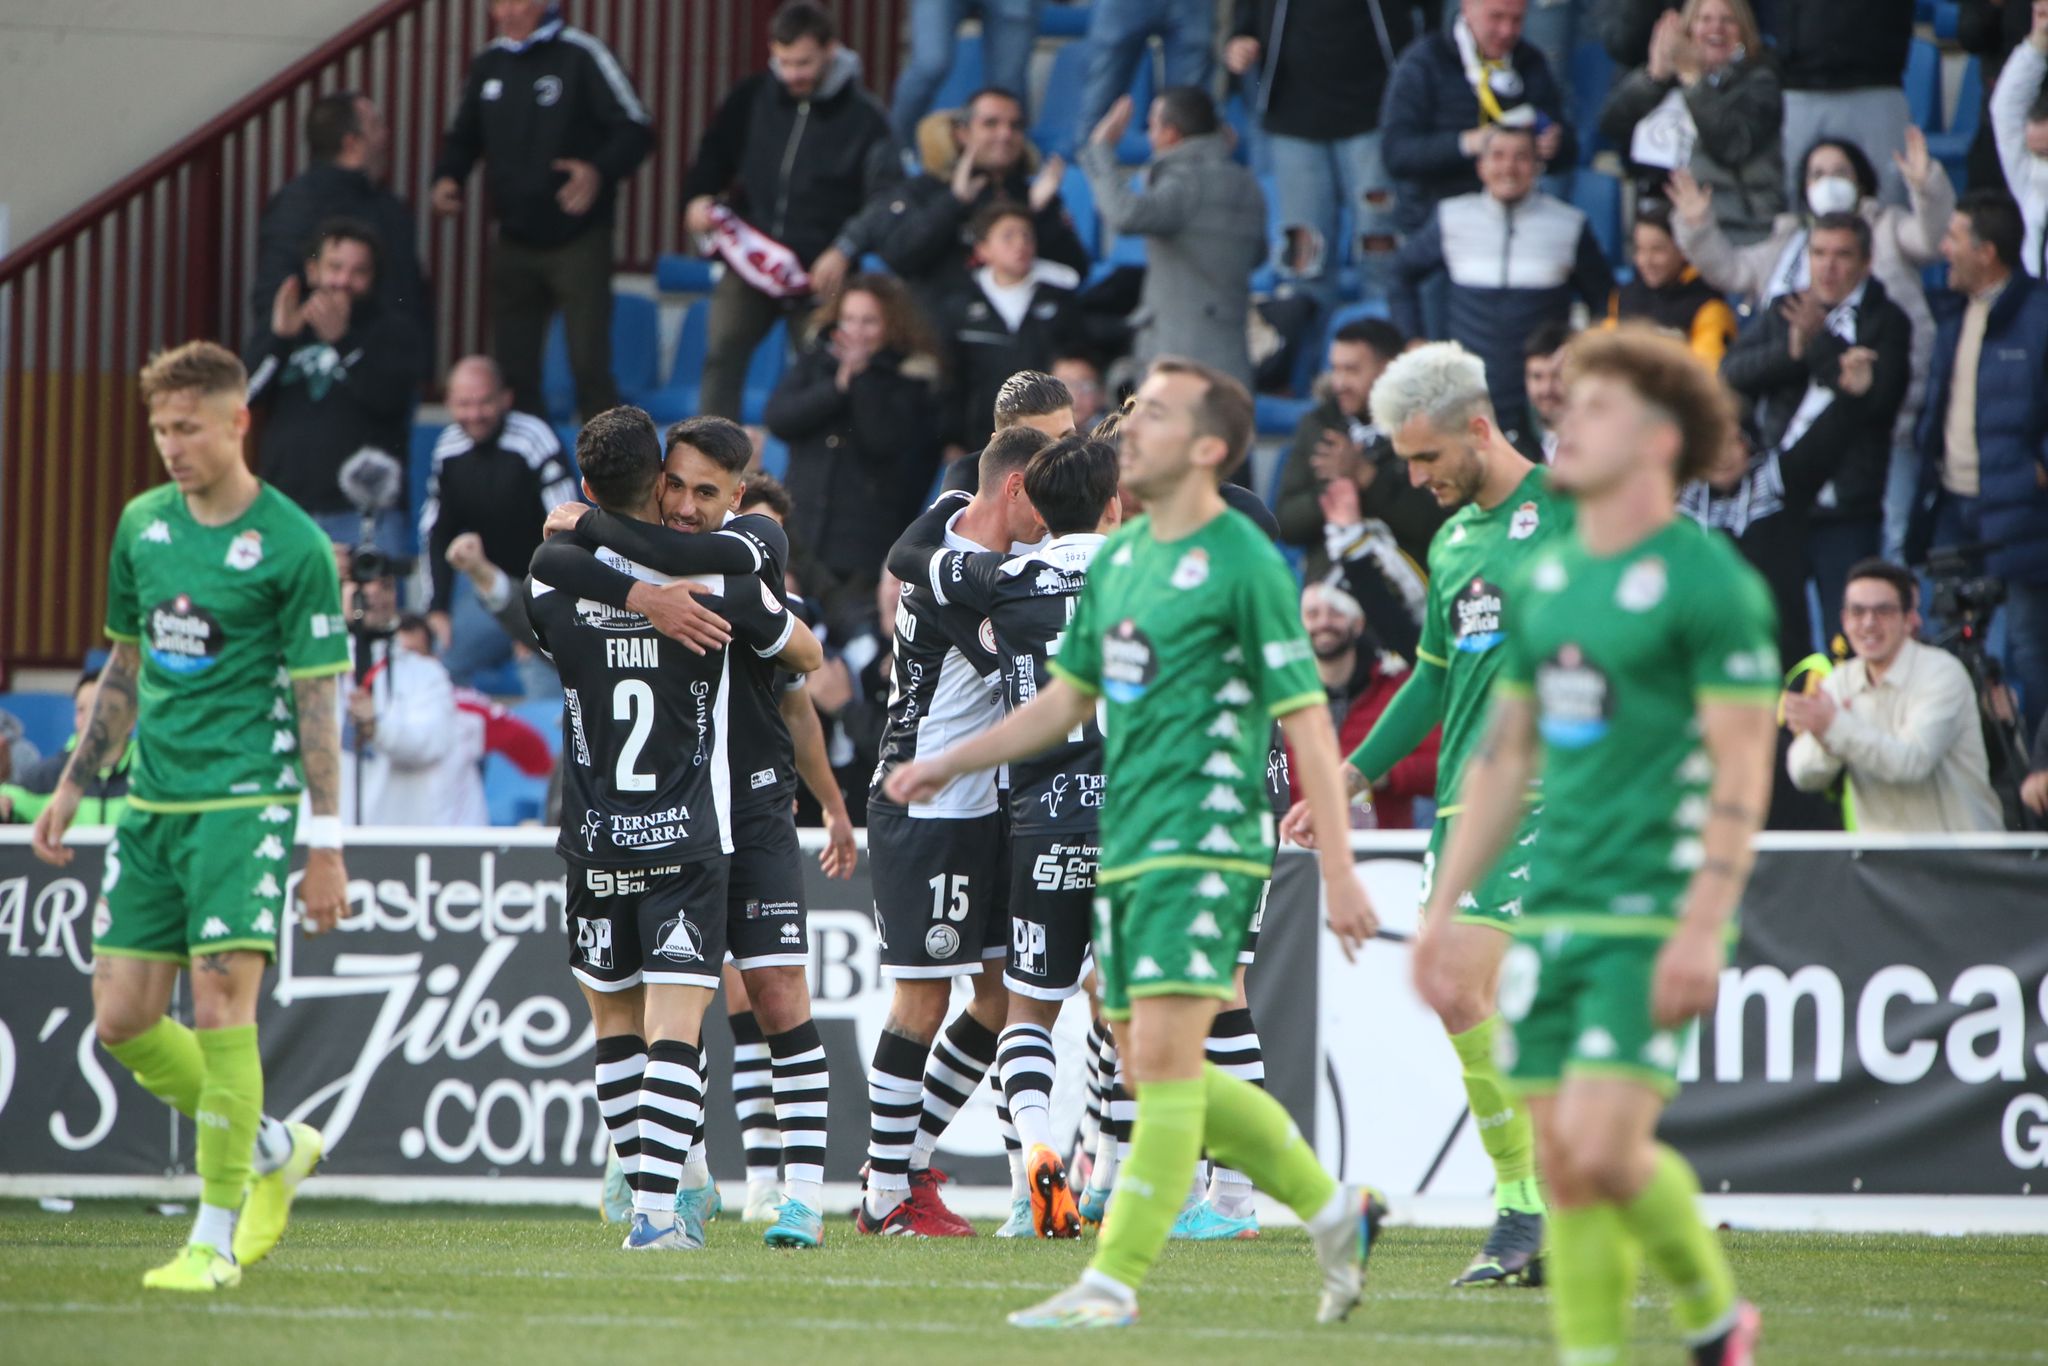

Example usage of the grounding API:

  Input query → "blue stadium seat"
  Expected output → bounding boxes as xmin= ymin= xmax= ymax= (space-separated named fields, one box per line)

xmin=655 ymin=254 xmax=717 ymax=294
xmin=1255 ymin=394 xmax=1313 ymax=437
xmin=512 ymin=698 xmax=564 ymax=756
xmin=0 ymin=692 xmax=75 ymax=759
xmin=1289 ymin=298 xmax=1392 ymax=396
xmin=1927 ymin=56 xmax=1982 ymax=188
xmin=1906 ymin=39 xmax=1942 ymax=134
xmin=541 ymin=293 xmax=661 ymax=421
xmin=1060 ymin=160 xmax=1100 ymax=256
xmin=758 ymin=434 xmax=790 ymax=481
xmin=1569 ymin=41 xmax=1615 ymax=165
xmin=483 ymin=751 xmax=548 ymax=825
xmin=640 ymin=300 xmax=711 ymax=424
xmin=932 ymin=35 xmax=986 ymax=116
xmin=409 ymin=420 xmax=443 ymax=548
xmin=740 ymin=320 xmax=792 ymax=426
xmin=1040 ymin=3 xmax=1090 ymax=37
xmin=1570 ymin=169 xmax=1624 ymax=265
xmin=553 ymin=421 xmax=582 ymax=479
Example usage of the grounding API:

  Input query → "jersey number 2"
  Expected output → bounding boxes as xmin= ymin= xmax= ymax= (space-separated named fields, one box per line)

xmin=613 ymin=680 xmax=655 ymax=792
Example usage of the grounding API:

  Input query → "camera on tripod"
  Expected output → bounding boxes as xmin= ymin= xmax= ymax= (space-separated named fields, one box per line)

xmin=1923 ymin=547 xmax=2004 ymax=625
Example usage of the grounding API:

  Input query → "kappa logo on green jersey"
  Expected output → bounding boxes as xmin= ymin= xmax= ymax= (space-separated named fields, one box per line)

xmin=1535 ymin=643 xmax=1612 ymax=749
xmin=1453 ymin=576 xmax=1506 ymax=653
xmin=145 ymin=595 xmax=226 ymax=674
xmin=1101 ymin=619 xmax=1158 ymax=702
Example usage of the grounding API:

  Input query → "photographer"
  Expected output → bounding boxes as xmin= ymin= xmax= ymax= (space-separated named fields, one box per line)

xmin=1785 ymin=560 xmax=2003 ymax=833
xmin=247 ymin=217 xmax=428 ymax=555
xmin=334 ymin=551 xmax=488 ymax=827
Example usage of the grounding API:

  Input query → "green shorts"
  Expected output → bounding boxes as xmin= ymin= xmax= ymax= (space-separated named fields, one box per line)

xmin=94 ymin=803 xmax=297 ymax=962
xmin=1495 ymin=931 xmax=1689 ymax=1099
xmin=1093 ymin=864 xmax=1261 ymax=1019
xmin=1421 ymin=804 xmax=1541 ymax=929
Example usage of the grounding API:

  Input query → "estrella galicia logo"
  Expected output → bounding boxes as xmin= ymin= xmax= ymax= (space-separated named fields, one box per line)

xmin=1101 ymin=619 xmax=1158 ymax=703
xmin=1535 ymin=643 xmax=1612 ymax=749
xmin=1453 ymin=577 xmax=1505 ymax=654
xmin=652 ymin=915 xmax=705 ymax=963
xmin=146 ymin=595 xmax=226 ymax=674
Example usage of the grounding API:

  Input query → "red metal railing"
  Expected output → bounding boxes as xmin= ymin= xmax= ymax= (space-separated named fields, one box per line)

xmin=0 ymin=0 xmax=909 ymax=677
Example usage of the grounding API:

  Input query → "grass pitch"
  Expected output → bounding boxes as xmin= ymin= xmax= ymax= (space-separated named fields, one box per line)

xmin=1 ymin=1200 xmax=2043 ymax=1364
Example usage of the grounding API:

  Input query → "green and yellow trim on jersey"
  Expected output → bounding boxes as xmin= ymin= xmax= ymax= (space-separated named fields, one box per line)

xmin=287 ymin=660 xmax=351 ymax=681
xmin=1511 ymin=911 xmax=1739 ymax=943
xmin=1097 ymin=854 xmax=1277 ymax=884
xmin=1045 ymin=660 xmax=1096 ymax=695
xmin=128 ymin=793 xmax=305 ymax=815
xmin=1266 ymin=690 xmax=1327 ymax=718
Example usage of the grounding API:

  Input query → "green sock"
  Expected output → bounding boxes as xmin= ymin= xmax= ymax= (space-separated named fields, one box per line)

xmin=1090 ymin=1078 xmax=1205 ymax=1292
xmin=104 ymin=1016 xmax=205 ymax=1118
xmin=1548 ymin=1202 xmax=1639 ymax=1366
xmin=1614 ymin=1145 xmax=1738 ymax=1342
xmin=1449 ymin=1016 xmax=1543 ymax=1213
xmin=1198 ymin=1062 xmax=1337 ymax=1219
xmin=194 ymin=1024 xmax=264 ymax=1212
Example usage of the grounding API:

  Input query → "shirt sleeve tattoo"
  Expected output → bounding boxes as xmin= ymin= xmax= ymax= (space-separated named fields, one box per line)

xmin=293 ymin=675 xmax=342 ymax=817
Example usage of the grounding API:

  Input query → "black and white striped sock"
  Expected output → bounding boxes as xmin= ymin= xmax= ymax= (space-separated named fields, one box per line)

xmin=997 ymin=1022 xmax=1058 ymax=1154
xmin=1088 ymin=1033 xmax=1122 ymax=1191
xmin=594 ymin=1033 xmax=646 ymax=1194
xmin=865 ymin=1029 xmax=929 ymax=1211
xmin=1206 ymin=1006 xmax=1265 ymax=1214
xmin=1079 ymin=1018 xmax=1110 ymax=1150
xmin=730 ymin=1010 xmax=780 ymax=1188
xmin=909 ymin=1011 xmax=998 ymax=1171
xmin=636 ymin=1039 xmax=704 ymax=1216
xmin=768 ymin=1020 xmax=829 ymax=1211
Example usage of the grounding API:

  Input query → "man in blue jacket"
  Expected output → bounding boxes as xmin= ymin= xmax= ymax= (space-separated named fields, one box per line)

xmin=1913 ymin=190 xmax=2048 ymax=736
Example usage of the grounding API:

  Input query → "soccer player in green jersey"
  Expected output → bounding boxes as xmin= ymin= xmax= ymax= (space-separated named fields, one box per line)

xmin=888 ymin=358 xmax=1386 ymax=1330
xmin=1281 ymin=341 xmax=1563 ymax=1286
xmin=1425 ymin=327 xmax=1775 ymax=1365
xmin=31 ymin=342 xmax=351 ymax=1292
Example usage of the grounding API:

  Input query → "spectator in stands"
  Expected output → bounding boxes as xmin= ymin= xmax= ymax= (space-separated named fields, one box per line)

xmin=1381 ymin=0 xmax=1574 ymax=240
xmin=1608 ymin=202 xmax=1736 ymax=366
xmin=940 ymin=369 xmax=1078 ymax=493
xmin=1959 ymin=0 xmax=2035 ymax=198
xmin=0 ymin=711 xmax=36 ymax=788
xmin=1275 ymin=318 xmax=1444 ymax=577
xmin=1080 ymin=88 xmax=1266 ymax=387
xmin=252 ymin=91 xmax=427 ymax=341
xmin=889 ymin=1 xmax=1041 ymax=151
xmin=1390 ymin=125 xmax=1613 ymax=445
xmin=248 ymin=218 xmax=428 ymax=554
xmin=1598 ymin=0 xmax=1682 ymax=68
xmin=0 ymin=671 xmax=131 ymax=828
xmin=1989 ymin=1 xmax=2048 ymax=280
xmin=1787 ymin=560 xmax=2004 ymax=833
xmin=1052 ymin=353 xmax=1107 ymax=432
xmin=934 ymin=203 xmax=1083 ymax=451
xmin=340 ymin=560 xmax=488 ymax=827
xmin=420 ymin=356 xmax=577 ymax=692
xmin=1773 ymin=0 xmax=1915 ymax=207
xmin=682 ymin=2 xmax=899 ymax=424
xmin=865 ymin=87 xmax=1090 ymax=308
xmin=1913 ymin=190 xmax=2048 ymax=738
xmin=1672 ymin=128 xmax=1953 ymax=560
xmin=431 ymin=1 xmax=652 ymax=420
xmin=767 ymin=274 xmax=943 ymax=638
xmin=1224 ymin=0 xmax=1421 ymax=317
xmin=1520 ymin=319 xmax=1573 ymax=462
xmin=1598 ymin=0 xmax=1782 ymax=245
xmin=1076 ymin=0 xmax=1214 ymax=135
xmin=1296 ymin=581 xmax=1439 ymax=830
xmin=1722 ymin=212 xmax=1911 ymax=650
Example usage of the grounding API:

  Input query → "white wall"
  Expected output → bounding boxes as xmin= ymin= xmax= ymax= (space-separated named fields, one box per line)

xmin=0 ymin=0 xmax=380 ymax=249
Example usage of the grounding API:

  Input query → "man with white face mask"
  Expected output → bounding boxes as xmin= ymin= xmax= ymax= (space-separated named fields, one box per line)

xmin=1990 ymin=0 xmax=2048 ymax=277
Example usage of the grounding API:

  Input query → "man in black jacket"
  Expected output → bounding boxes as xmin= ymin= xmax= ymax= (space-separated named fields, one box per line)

xmin=933 ymin=204 xmax=1084 ymax=451
xmin=682 ymin=2 xmax=900 ymax=423
xmin=431 ymin=1 xmax=652 ymax=420
xmin=1226 ymin=0 xmax=1425 ymax=319
xmin=246 ymin=218 xmax=429 ymax=553
xmin=1775 ymin=0 xmax=1916 ymax=206
xmin=1722 ymin=213 xmax=1911 ymax=652
xmin=855 ymin=87 xmax=1090 ymax=311
xmin=251 ymin=91 xmax=427 ymax=344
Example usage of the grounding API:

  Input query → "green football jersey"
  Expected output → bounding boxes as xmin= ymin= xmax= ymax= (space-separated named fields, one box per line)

xmin=1496 ymin=518 xmax=1779 ymax=934
xmin=1049 ymin=507 xmax=1324 ymax=883
xmin=104 ymin=483 xmax=350 ymax=811
xmin=1417 ymin=467 xmax=1573 ymax=814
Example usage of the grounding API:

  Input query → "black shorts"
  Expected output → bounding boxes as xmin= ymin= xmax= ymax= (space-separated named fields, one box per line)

xmin=566 ymin=857 xmax=729 ymax=992
xmin=1005 ymin=828 xmax=1097 ymax=999
xmin=1238 ymin=877 xmax=1271 ymax=967
xmin=727 ymin=802 xmax=809 ymax=970
xmin=868 ymin=808 xmax=1009 ymax=978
